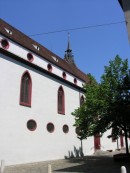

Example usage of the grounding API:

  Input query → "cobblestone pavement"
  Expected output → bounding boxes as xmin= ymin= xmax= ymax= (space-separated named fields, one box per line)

xmin=4 ymin=151 xmax=130 ymax=173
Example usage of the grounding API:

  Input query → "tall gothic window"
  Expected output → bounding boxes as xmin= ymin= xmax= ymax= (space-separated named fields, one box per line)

xmin=20 ymin=71 xmax=32 ymax=107
xmin=58 ymin=86 xmax=65 ymax=114
xmin=111 ymin=128 xmax=116 ymax=142
xmin=80 ymin=95 xmax=84 ymax=106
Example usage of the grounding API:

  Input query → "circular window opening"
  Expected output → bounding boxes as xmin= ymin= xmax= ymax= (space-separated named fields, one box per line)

xmin=1 ymin=39 xmax=9 ymax=49
xmin=47 ymin=123 xmax=54 ymax=133
xmin=27 ymin=119 xmax=37 ymax=131
xmin=47 ymin=64 xmax=52 ymax=72
xmin=62 ymin=72 xmax=66 ymax=79
xmin=27 ymin=53 xmax=34 ymax=62
xmin=74 ymin=78 xmax=77 ymax=85
xmin=63 ymin=125 xmax=69 ymax=133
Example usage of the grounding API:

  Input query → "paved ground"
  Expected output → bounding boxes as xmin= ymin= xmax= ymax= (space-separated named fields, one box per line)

xmin=4 ymin=151 xmax=130 ymax=173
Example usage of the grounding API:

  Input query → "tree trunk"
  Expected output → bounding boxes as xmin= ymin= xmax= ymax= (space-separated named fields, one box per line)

xmin=80 ymin=139 xmax=84 ymax=157
xmin=124 ymin=122 xmax=129 ymax=155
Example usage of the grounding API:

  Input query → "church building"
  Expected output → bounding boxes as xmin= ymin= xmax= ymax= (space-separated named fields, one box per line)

xmin=0 ymin=19 xmax=125 ymax=166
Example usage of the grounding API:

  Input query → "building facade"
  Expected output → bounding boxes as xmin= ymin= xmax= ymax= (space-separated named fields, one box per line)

xmin=118 ymin=0 xmax=130 ymax=42
xmin=0 ymin=19 xmax=125 ymax=166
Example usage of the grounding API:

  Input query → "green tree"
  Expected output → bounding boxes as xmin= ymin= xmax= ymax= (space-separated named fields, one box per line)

xmin=72 ymin=55 xmax=130 ymax=154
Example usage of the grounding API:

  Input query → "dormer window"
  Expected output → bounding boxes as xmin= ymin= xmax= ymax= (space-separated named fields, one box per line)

xmin=27 ymin=53 xmax=34 ymax=62
xmin=51 ymin=56 xmax=58 ymax=62
xmin=47 ymin=63 xmax=52 ymax=72
xmin=4 ymin=28 xmax=12 ymax=35
xmin=32 ymin=44 xmax=40 ymax=51
xmin=62 ymin=72 xmax=66 ymax=80
xmin=1 ymin=39 xmax=9 ymax=49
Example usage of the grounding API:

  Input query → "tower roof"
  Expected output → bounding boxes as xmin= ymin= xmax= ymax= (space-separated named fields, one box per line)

xmin=64 ymin=33 xmax=76 ymax=66
xmin=67 ymin=32 xmax=71 ymax=51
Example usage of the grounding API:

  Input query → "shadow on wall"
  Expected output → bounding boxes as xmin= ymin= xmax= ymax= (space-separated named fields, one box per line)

xmin=64 ymin=146 xmax=84 ymax=159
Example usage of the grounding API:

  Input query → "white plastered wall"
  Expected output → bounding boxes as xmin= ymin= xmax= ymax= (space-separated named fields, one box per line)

xmin=0 ymin=53 xmax=95 ymax=166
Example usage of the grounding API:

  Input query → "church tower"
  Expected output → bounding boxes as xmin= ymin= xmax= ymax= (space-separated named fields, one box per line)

xmin=64 ymin=33 xmax=76 ymax=66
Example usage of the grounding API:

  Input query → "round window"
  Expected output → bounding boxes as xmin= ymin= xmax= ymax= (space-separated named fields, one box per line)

xmin=47 ymin=64 xmax=52 ymax=72
xmin=74 ymin=78 xmax=77 ymax=84
xmin=47 ymin=123 xmax=54 ymax=133
xmin=1 ymin=39 xmax=9 ymax=49
xmin=63 ymin=125 xmax=69 ymax=133
xmin=62 ymin=72 xmax=66 ymax=79
xmin=27 ymin=53 xmax=34 ymax=62
xmin=27 ymin=120 xmax=37 ymax=131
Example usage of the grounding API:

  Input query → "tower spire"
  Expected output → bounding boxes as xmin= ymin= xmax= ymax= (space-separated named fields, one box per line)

xmin=67 ymin=32 xmax=71 ymax=50
xmin=64 ymin=33 xmax=76 ymax=66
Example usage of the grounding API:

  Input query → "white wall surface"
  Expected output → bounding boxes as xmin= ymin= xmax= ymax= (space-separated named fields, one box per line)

xmin=0 ymin=52 xmax=93 ymax=166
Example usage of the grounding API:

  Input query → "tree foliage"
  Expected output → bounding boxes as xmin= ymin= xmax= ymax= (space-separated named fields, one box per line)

xmin=72 ymin=55 xmax=130 ymax=143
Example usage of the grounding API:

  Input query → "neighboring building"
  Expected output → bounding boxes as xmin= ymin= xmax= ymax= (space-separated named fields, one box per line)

xmin=0 ymin=19 xmax=125 ymax=166
xmin=118 ymin=0 xmax=130 ymax=42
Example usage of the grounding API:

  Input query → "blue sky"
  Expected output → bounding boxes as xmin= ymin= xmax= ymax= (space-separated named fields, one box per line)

xmin=1 ymin=0 xmax=130 ymax=82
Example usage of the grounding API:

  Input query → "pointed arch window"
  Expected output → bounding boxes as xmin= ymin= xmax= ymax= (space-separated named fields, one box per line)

xmin=20 ymin=71 xmax=32 ymax=107
xmin=58 ymin=86 xmax=65 ymax=114
xmin=111 ymin=128 xmax=116 ymax=142
xmin=80 ymin=95 xmax=84 ymax=106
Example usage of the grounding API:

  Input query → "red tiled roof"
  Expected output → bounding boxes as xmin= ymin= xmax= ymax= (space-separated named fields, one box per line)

xmin=0 ymin=18 xmax=89 ymax=83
